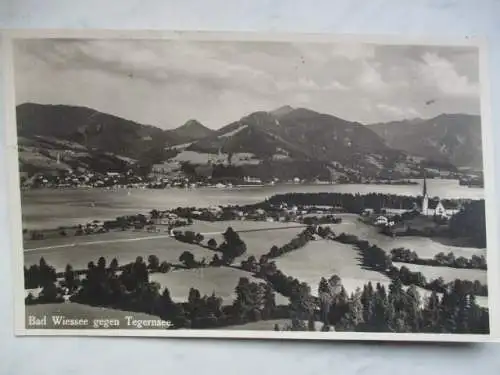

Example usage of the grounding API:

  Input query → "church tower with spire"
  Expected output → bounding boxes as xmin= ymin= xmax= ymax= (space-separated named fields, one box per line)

xmin=421 ymin=171 xmax=429 ymax=215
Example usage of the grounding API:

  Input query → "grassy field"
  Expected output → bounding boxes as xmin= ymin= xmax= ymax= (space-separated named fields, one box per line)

xmin=25 ymin=302 xmax=170 ymax=329
xmin=219 ymin=319 xmax=325 ymax=331
xmin=333 ymin=214 xmax=486 ymax=259
xmin=24 ymin=229 xmax=172 ymax=249
xmin=187 ymin=219 xmax=305 ymax=234
xmin=205 ymin=226 xmax=305 ymax=261
xmin=392 ymin=262 xmax=487 ymax=284
xmin=24 ymin=235 xmax=215 ymax=272
xmin=274 ymin=239 xmax=392 ymax=296
xmin=150 ymin=267 xmax=289 ymax=306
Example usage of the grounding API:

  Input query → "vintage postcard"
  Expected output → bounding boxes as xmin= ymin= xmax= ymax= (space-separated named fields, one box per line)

xmin=1 ymin=30 xmax=497 ymax=342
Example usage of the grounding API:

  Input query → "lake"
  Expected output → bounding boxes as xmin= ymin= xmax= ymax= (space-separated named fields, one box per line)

xmin=21 ymin=179 xmax=483 ymax=230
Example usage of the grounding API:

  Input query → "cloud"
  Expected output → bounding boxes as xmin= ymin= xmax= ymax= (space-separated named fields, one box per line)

xmin=419 ymin=52 xmax=479 ymax=98
xmin=376 ymin=103 xmax=421 ymax=119
xmin=357 ymin=61 xmax=388 ymax=92
xmin=331 ymin=43 xmax=376 ymax=61
xmin=13 ymin=39 xmax=481 ymax=128
xmin=325 ymin=80 xmax=350 ymax=91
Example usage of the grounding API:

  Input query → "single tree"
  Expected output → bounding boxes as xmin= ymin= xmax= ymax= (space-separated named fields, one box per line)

xmin=179 ymin=251 xmax=196 ymax=268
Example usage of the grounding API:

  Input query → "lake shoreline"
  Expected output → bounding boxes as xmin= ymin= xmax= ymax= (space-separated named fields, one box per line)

xmin=20 ymin=179 xmax=484 ymax=231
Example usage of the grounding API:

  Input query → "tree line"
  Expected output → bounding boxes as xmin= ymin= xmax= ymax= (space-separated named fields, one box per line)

xmin=318 ymin=277 xmax=488 ymax=334
xmin=25 ymin=254 xmax=489 ymax=334
xmin=334 ymin=233 xmax=488 ymax=296
xmin=301 ymin=215 xmax=342 ymax=226
xmin=262 ymin=192 xmax=466 ymax=213
xmin=390 ymin=247 xmax=487 ymax=270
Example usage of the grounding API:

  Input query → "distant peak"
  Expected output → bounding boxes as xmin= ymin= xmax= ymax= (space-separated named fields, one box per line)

xmin=270 ymin=105 xmax=295 ymax=117
xmin=180 ymin=119 xmax=206 ymax=129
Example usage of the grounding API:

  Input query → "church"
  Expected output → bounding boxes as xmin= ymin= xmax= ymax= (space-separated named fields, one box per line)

xmin=420 ymin=174 xmax=448 ymax=218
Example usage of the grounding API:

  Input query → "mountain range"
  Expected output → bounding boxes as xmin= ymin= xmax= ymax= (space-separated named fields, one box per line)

xmin=369 ymin=114 xmax=483 ymax=169
xmin=16 ymin=102 xmax=482 ymax=180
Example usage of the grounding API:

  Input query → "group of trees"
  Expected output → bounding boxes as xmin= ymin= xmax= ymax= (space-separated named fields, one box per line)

xmin=391 ymin=248 xmax=487 ymax=270
xmin=177 ymin=227 xmax=248 ymax=266
xmin=25 ymin=253 xmax=490 ymax=334
xmin=265 ymin=192 xmax=463 ymax=214
xmin=173 ymin=230 xmax=204 ymax=245
xmin=335 ymin=234 xmax=392 ymax=272
xmin=321 ymin=277 xmax=489 ymax=334
xmin=266 ymin=227 xmax=316 ymax=259
xmin=217 ymin=227 xmax=247 ymax=264
xmin=385 ymin=266 xmax=488 ymax=296
xmin=302 ymin=215 xmax=342 ymax=226
xmin=332 ymin=232 xmax=488 ymax=297
xmin=24 ymin=256 xmax=285 ymax=329
xmin=172 ymin=227 xmax=248 ymax=267
xmin=24 ymin=257 xmax=57 ymax=289
xmin=178 ymin=251 xmax=210 ymax=269
xmin=449 ymin=200 xmax=487 ymax=247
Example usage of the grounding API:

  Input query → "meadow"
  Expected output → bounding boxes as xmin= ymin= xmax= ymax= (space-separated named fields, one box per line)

xmin=274 ymin=239 xmax=392 ymax=296
xmin=187 ymin=219 xmax=305 ymax=234
xmin=392 ymin=262 xmax=488 ymax=284
xmin=24 ymin=229 xmax=172 ymax=249
xmin=333 ymin=215 xmax=486 ymax=259
xmin=24 ymin=235 xmax=215 ymax=272
xmin=149 ymin=267 xmax=289 ymax=305
xmin=204 ymin=226 xmax=306 ymax=261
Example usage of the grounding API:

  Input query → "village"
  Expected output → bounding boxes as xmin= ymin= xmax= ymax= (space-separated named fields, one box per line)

xmin=25 ymin=172 xmax=460 ymax=248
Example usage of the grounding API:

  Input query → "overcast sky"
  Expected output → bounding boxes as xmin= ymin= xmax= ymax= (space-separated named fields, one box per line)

xmin=13 ymin=38 xmax=480 ymax=129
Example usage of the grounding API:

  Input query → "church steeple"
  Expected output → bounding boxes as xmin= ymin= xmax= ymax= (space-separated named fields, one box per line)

xmin=421 ymin=170 xmax=429 ymax=215
xmin=423 ymin=171 xmax=428 ymax=197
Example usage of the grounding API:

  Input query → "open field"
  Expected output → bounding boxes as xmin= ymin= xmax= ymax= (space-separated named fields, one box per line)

xmin=392 ymin=262 xmax=487 ymax=284
xmin=149 ymin=267 xmax=289 ymax=305
xmin=205 ymin=226 xmax=306 ymax=261
xmin=186 ymin=219 xmax=305 ymax=234
xmin=333 ymin=214 xmax=486 ymax=259
xmin=24 ymin=235 xmax=215 ymax=272
xmin=274 ymin=239 xmax=392 ymax=296
xmin=25 ymin=302 xmax=170 ymax=329
xmin=219 ymin=319 xmax=324 ymax=331
xmin=24 ymin=229 xmax=173 ymax=250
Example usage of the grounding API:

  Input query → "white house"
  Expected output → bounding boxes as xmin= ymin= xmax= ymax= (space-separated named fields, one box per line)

xmin=434 ymin=201 xmax=449 ymax=218
xmin=375 ymin=216 xmax=389 ymax=226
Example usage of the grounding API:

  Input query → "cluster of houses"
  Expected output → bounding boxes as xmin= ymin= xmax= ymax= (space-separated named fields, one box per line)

xmin=75 ymin=220 xmax=108 ymax=235
xmin=24 ymin=170 xmax=146 ymax=189
xmin=177 ymin=202 xmax=333 ymax=224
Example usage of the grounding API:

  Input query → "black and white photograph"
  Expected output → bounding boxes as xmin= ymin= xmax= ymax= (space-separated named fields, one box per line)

xmin=3 ymin=31 xmax=495 ymax=341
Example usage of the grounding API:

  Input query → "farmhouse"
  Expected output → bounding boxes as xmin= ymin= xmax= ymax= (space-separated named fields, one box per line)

xmin=434 ymin=201 xmax=448 ymax=218
xmin=374 ymin=216 xmax=389 ymax=226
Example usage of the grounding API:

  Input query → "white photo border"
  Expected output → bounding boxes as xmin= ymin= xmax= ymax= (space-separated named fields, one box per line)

xmin=1 ymin=29 xmax=497 ymax=343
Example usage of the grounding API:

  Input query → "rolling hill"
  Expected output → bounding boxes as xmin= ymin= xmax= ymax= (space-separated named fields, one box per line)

xmin=370 ymin=114 xmax=483 ymax=169
xmin=179 ymin=106 xmax=409 ymax=179
xmin=16 ymin=103 xmax=172 ymax=161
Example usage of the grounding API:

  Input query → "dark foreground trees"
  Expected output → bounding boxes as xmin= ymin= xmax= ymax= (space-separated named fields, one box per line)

xmin=25 ymin=254 xmax=489 ymax=334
